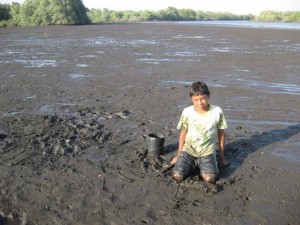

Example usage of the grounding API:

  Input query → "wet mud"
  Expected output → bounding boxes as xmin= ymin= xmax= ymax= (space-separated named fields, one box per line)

xmin=0 ymin=23 xmax=300 ymax=225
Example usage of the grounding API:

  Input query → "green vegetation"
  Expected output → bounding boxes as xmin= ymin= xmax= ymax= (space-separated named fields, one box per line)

xmin=1 ymin=2 xmax=300 ymax=27
xmin=0 ymin=0 xmax=90 ymax=26
xmin=0 ymin=3 xmax=11 ymax=26
xmin=255 ymin=10 xmax=300 ymax=22
xmin=87 ymin=7 xmax=254 ymax=23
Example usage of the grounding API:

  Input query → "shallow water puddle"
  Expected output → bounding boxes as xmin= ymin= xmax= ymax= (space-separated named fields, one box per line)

xmin=76 ymin=64 xmax=89 ymax=67
xmin=69 ymin=73 xmax=91 ymax=79
xmin=173 ymin=35 xmax=207 ymax=39
xmin=164 ymin=52 xmax=206 ymax=57
xmin=39 ymin=103 xmax=78 ymax=115
xmin=80 ymin=55 xmax=97 ymax=58
xmin=2 ymin=111 xmax=22 ymax=117
xmin=235 ymin=69 xmax=250 ymax=73
xmin=87 ymin=37 xmax=159 ymax=47
xmin=118 ymin=85 xmax=132 ymax=89
xmin=160 ymin=80 xmax=226 ymax=87
xmin=228 ymin=119 xmax=299 ymax=127
xmin=211 ymin=47 xmax=233 ymax=52
xmin=134 ymin=52 xmax=153 ymax=56
xmin=269 ymin=141 xmax=300 ymax=162
xmin=127 ymin=39 xmax=158 ymax=46
xmin=174 ymin=104 xmax=189 ymax=109
xmin=14 ymin=59 xmax=57 ymax=67
xmin=25 ymin=95 xmax=36 ymax=99
xmin=161 ymin=80 xmax=191 ymax=85
xmin=174 ymin=51 xmax=196 ymax=56
xmin=236 ymin=78 xmax=300 ymax=95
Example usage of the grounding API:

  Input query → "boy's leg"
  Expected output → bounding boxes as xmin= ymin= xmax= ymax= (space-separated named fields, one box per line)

xmin=197 ymin=154 xmax=219 ymax=184
xmin=173 ymin=152 xmax=195 ymax=181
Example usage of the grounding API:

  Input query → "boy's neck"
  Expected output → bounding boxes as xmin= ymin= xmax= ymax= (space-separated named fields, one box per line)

xmin=194 ymin=104 xmax=210 ymax=114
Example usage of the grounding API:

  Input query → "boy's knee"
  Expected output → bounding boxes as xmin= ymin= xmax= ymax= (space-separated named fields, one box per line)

xmin=173 ymin=171 xmax=184 ymax=181
xmin=202 ymin=174 xmax=216 ymax=184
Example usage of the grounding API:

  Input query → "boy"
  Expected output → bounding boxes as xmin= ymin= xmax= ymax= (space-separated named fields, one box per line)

xmin=171 ymin=81 xmax=228 ymax=184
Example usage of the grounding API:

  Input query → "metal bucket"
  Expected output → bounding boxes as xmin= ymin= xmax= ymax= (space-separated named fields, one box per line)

xmin=145 ymin=133 xmax=165 ymax=157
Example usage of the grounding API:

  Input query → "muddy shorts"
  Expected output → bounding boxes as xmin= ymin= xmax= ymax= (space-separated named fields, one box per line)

xmin=173 ymin=152 xmax=219 ymax=178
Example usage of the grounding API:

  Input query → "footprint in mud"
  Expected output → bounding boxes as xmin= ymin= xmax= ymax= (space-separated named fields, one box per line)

xmin=250 ymin=166 xmax=263 ymax=179
xmin=251 ymin=166 xmax=262 ymax=172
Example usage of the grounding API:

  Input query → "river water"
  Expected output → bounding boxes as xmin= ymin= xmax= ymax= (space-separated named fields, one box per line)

xmin=168 ymin=20 xmax=300 ymax=30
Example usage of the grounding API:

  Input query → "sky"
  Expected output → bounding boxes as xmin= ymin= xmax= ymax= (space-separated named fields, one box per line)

xmin=1 ymin=0 xmax=300 ymax=15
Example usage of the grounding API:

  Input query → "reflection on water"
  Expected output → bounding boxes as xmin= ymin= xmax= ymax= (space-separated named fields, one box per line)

xmin=14 ymin=59 xmax=57 ymax=67
xmin=211 ymin=47 xmax=233 ymax=52
xmin=69 ymin=73 xmax=91 ymax=79
xmin=137 ymin=58 xmax=201 ymax=64
xmin=76 ymin=64 xmax=89 ymax=67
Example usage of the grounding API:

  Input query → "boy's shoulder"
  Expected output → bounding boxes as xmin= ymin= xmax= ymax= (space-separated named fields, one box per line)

xmin=209 ymin=104 xmax=225 ymax=113
xmin=209 ymin=104 xmax=222 ymax=111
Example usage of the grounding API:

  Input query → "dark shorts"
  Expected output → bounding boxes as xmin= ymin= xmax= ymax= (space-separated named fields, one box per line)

xmin=173 ymin=152 xmax=219 ymax=178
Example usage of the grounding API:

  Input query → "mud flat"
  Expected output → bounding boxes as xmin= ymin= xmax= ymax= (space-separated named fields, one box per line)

xmin=0 ymin=23 xmax=300 ymax=225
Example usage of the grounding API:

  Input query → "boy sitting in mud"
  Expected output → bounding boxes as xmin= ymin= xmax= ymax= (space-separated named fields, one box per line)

xmin=171 ymin=81 xmax=229 ymax=184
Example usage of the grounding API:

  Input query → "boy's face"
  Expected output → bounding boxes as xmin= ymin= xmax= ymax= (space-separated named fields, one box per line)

xmin=191 ymin=94 xmax=209 ymax=112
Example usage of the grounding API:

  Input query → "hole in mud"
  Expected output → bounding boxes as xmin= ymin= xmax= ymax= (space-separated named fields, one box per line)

xmin=85 ymin=146 xmax=108 ymax=163
xmin=0 ymin=133 xmax=8 ymax=140
xmin=0 ymin=215 xmax=22 ymax=225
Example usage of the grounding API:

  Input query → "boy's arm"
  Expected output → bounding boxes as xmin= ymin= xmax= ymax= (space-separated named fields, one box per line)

xmin=218 ymin=129 xmax=229 ymax=166
xmin=171 ymin=129 xmax=187 ymax=164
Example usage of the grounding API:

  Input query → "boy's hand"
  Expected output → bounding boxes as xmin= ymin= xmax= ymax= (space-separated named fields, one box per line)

xmin=170 ymin=155 xmax=178 ymax=164
xmin=220 ymin=158 xmax=229 ymax=167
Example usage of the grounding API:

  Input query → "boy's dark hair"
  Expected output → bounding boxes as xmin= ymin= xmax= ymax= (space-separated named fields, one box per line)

xmin=189 ymin=81 xmax=210 ymax=97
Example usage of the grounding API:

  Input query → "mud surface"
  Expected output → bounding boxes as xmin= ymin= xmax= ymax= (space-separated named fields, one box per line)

xmin=0 ymin=23 xmax=300 ymax=225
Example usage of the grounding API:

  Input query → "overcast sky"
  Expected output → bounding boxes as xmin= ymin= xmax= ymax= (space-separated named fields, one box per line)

xmin=1 ymin=0 xmax=300 ymax=15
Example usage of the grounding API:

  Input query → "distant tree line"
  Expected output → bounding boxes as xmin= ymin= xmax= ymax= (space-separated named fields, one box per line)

xmin=0 ymin=2 xmax=300 ymax=27
xmin=254 ymin=10 xmax=300 ymax=22
xmin=87 ymin=7 xmax=254 ymax=23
